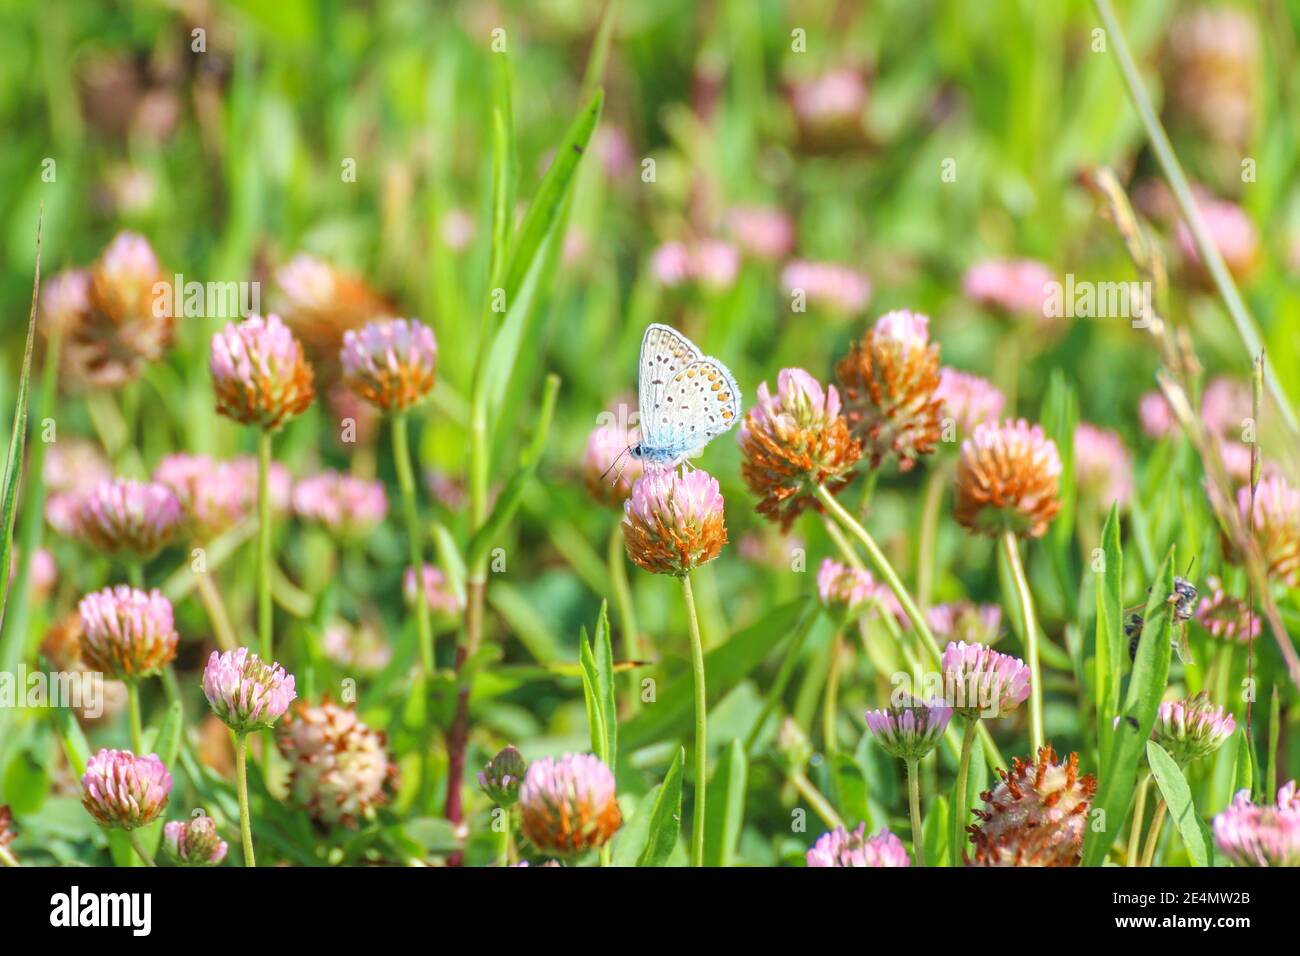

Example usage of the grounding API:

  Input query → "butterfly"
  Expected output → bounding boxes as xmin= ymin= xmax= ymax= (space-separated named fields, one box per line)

xmin=627 ymin=323 xmax=742 ymax=471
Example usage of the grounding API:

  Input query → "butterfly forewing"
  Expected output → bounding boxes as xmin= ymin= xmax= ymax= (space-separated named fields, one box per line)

xmin=638 ymin=324 xmax=702 ymax=448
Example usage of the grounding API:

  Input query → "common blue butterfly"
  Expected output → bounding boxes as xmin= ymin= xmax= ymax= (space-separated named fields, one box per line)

xmin=629 ymin=323 xmax=742 ymax=470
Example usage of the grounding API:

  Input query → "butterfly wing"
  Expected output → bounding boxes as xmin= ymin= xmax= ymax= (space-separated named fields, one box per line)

xmin=651 ymin=357 xmax=742 ymax=460
xmin=638 ymin=323 xmax=702 ymax=449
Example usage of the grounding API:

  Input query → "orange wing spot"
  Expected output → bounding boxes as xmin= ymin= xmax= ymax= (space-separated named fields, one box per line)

xmin=687 ymin=368 xmax=697 ymax=378
xmin=721 ymin=409 xmax=733 ymax=420
xmin=719 ymin=393 xmax=730 ymax=402
xmin=710 ymin=381 xmax=721 ymax=390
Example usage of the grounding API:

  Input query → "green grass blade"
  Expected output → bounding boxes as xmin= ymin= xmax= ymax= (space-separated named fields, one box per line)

xmin=703 ymin=739 xmax=748 ymax=867
xmin=635 ymin=746 xmax=684 ymax=867
xmin=1095 ymin=503 xmax=1123 ymax=770
xmin=1146 ymin=741 xmax=1211 ymax=867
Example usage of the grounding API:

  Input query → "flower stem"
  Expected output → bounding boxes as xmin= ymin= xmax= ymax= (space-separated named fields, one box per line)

xmin=194 ymin=569 xmax=238 ymax=652
xmin=235 ymin=733 xmax=255 ymax=867
xmin=256 ymin=430 xmax=273 ymax=662
xmin=950 ymin=717 xmax=980 ymax=866
xmin=822 ymin=631 xmax=843 ymax=756
xmin=790 ymin=772 xmax=845 ymax=831
xmin=126 ymin=681 xmax=144 ymax=754
xmin=916 ymin=461 xmax=949 ymax=609
xmin=126 ymin=830 xmax=156 ymax=867
xmin=815 ymin=484 xmax=942 ymax=664
xmin=681 ymin=571 xmax=708 ymax=868
xmin=393 ymin=411 xmax=434 ymax=675
xmin=1140 ymin=799 xmax=1168 ymax=867
xmin=607 ymin=523 xmax=640 ymax=710
xmin=1000 ymin=531 xmax=1045 ymax=753
xmin=1127 ymin=771 xmax=1152 ymax=867
xmin=905 ymin=757 xmax=925 ymax=866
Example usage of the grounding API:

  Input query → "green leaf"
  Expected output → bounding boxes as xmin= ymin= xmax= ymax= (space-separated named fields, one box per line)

xmin=636 ymin=747 xmax=684 ymax=867
xmin=1082 ymin=548 xmax=1176 ymax=866
xmin=948 ymin=727 xmax=986 ymax=867
xmin=579 ymin=629 xmax=608 ymax=764
xmin=1041 ymin=370 xmax=1079 ymax=615
xmin=2 ymin=746 xmax=49 ymax=815
xmin=145 ymin=701 xmax=184 ymax=765
xmin=1267 ymin=686 xmax=1280 ymax=798
xmin=593 ymin=601 xmax=617 ymax=770
xmin=54 ymin=704 xmax=90 ymax=778
xmin=827 ymin=753 xmax=870 ymax=829
xmin=1095 ymin=503 xmax=1124 ymax=770
xmin=0 ymin=209 xmax=43 ymax=639
xmin=923 ymin=794 xmax=949 ymax=867
xmin=703 ymin=739 xmax=747 ymax=867
xmin=1233 ymin=727 xmax=1253 ymax=796
xmin=1146 ymin=741 xmax=1211 ymax=867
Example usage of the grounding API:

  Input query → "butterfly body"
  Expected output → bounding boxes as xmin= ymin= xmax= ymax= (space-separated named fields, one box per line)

xmin=634 ymin=323 xmax=742 ymax=470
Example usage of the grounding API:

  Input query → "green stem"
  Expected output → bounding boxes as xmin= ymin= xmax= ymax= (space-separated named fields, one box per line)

xmin=950 ymin=717 xmax=980 ymax=866
xmin=1140 ymin=799 xmax=1168 ymax=868
xmin=257 ymin=430 xmax=273 ymax=661
xmin=607 ymin=523 xmax=640 ymax=710
xmin=1091 ymin=0 xmax=1300 ymax=442
xmin=235 ymin=733 xmax=255 ymax=867
xmin=916 ymin=462 xmax=948 ymax=609
xmin=1127 ymin=772 xmax=1152 ymax=867
xmin=815 ymin=484 xmax=943 ymax=666
xmin=393 ymin=411 xmax=434 ymax=674
xmin=1001 ymin=531 xmax=1045 ymax=753
xmin=822 ymin=632 xmax=843 ymax=756
xmin=681 ymin=572 xmax=708 ymax=868
xmin=126 ymin=681 xmax=144 ymax=754
xmin=905 ymin=757 xmax=925 ymax=866
xmin=126 ymin=830 xmax=156 ymax=867
xmin=791 ymin=772 xmax=845 ymax=831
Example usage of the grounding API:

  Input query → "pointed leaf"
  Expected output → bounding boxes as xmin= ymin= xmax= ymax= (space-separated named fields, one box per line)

xmin=1146 ymin=741 xmax=1211 ymax=867
xmin=636 ymin=746 xmax=684 ymax=867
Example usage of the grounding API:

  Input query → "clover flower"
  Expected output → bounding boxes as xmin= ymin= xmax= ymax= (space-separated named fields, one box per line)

xmin=163 ymin=816 xmax=228 ymax=866
xmin=402 ymin=564 xmax=464 ymax=616
xmin=81 ymin=749 xmax=172 ymax=830
xmin=787 ymin=67 xmax=869 ymax=150
xmin=479 ymin=746 xmax=527 ymax=807
xmin=726 ymin=206 xmax=795 ymax=261
xmin=73 ymin=478 xmax=183 ymax=557
xmin=292 ymin=470 xmax=388 ymax=537
xmin=962 ymin=258 xmax=1054 ymax=316
xmin=650 ymin=239 xmax=739 ymax=290
xmin=780 ymin=260 xmax=872 ymax=316
xmin=0 ymin=806 xmax=14 ymax=860
xmin=954 ymin=419 xmax=1062 ymax=539
xmin=1074 ymin=423 xmax=1133 ymax=507
xmin=1212 ymin=781 xmax=1300 ymax=867
xmin=806 ymin=824 xmax=910 ymax=867
xmin=835 ymin=310 xmax=943 ymax=471
xmin=276 ymin=253 xmax=396 ymax=373
xmin=77 ymin=586 xmax=178 ymax=680
xmin=1139 ymin=391 xmax=1175 ymax=439
xmin=1151 ymin=693 xmax=1236 ymax=765
xmin=202 ymin=647 xmax=296 ymax=735
xmin=864 ymin=698 xmax=952 ymax=761
xmin=320 ymin=620 xmax=393 ymax=673
xmin=518 ymin=754 xmax=622 ymax=856
xmin=928 ymin=602 xmax=1002 ymax=646
xmin=1238 ymin=475 xmax=1300 ymax=588
xmin=1166 ymin=7 xmax=1257 ymax=149
xmin=967 ymin=746 xmax=1096 ymax=867
xmin=941 ymin=641 xmax=1031 ymax=718
xmin=210 ymin=313 xmax=315 ymax=431
xmin=935 ymin=368 xmax=1005 ymax=440
xmin=816 ymin=557 xmax=883 ymax=611
xmin=340 ymin=317 xmax=438 ymax=412
xmin=622 ymin=468 xmax=727 ymax=576
xmin=582 ymin=414 xmax=642 ymax=509
xmin=277 ymin=700 xmax=397 ymax=828
xmin=1200 ymin=375 xmax=1251 ymax=439
xmin=1195 ymin=576 xmax=1260 ymax=644
xmin=152 ymin=453 xmax=247 ymax=539
xmin=738 ymin=368 xmax=862 ymax=529
xmin=1176 ymin=198 xmax=1259 ymax=285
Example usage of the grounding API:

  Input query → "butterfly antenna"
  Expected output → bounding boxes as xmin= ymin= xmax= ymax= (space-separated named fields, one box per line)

xmin=1184 ymin=556 xmax=1196 ymax=577
xmin=601 ymin=446 xmax=631 ymax=485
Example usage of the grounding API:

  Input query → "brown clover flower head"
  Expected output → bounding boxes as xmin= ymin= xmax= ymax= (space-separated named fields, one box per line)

xmin=835 ymin=310 xmax=942 ymax=471
xmin=77 ymin=585 xmax=179 ymax=680
xmin=967 ymin=746 xmax=1096 ymax=867
xmin=277 ymin=699 xmax=397 ymax=828
xmin=73 ymin=478 xmax=183 ymax=557
xmin=954 ymin=418 xmax=1062 ymax=539
xmin=622 ymin=468 xmax=727 ymax=576
xmin=43 ymin=232 xmax=173 ymax=390
xmin=738 ymin=367 xmax=862 ymax=530
xmin=340 ymin=317 xmax=438 ymax=412
xmin=210 ymin=313 xmax=315 ymax=431
xmin=276 ymin=253 xmax=396 ymax=376
xmin=518 ymin=753 xmax=622 ymax=856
